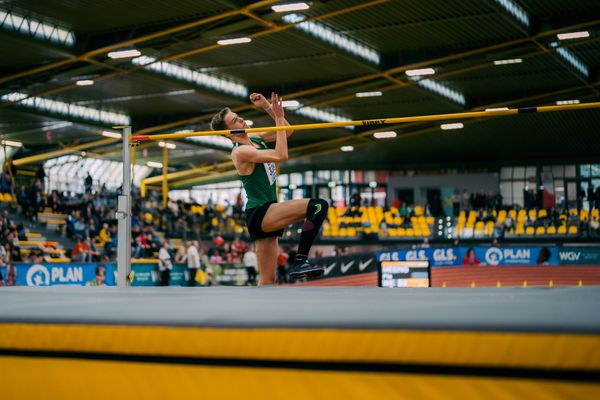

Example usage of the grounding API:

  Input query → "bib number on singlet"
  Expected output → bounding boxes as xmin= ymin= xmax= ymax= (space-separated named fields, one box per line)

xmin=264 ymin=162 xmax=277 ymax=186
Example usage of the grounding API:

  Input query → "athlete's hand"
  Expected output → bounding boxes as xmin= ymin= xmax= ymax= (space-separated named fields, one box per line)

xmin=271 ymin=92 xmax=285 ymax=121
xmin=249 ymin=93 xmax=270 ymax=109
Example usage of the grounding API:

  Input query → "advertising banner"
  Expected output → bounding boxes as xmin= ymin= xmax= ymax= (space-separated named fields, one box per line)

xmin=310 ymin=253 xmax=377 ymax=280
xmin=556 ymin=247 xmax=600 ymax=265
xmin=378 ymin=246 xmax=561 ymax=267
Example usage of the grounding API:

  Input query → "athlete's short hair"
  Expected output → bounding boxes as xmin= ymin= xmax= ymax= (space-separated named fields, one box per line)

xmin=210 ymin=107 xmax=231 ymax=131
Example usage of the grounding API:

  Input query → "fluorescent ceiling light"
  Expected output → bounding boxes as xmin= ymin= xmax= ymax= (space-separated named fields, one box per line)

xmin=485 ymin=107 xmax=509 ymax=112
xmin=1 ymin=140 xmax=23 ymax=147
xmin=356 ymin=91 xmax=382 ymax=98
xmin=101 ymin=131 xmax=122 ymax=139
xmin=177 ymin=130 xmax=233 ymax=150
xmin=493 ymin=0 xmax=529 ymax=27
xmin=441 ymin=123 xmax=464 ymax=130
xmin=556 ymin=48 xmax=589 ymax=77
xmin=373 ymin=131 xmax=397 ymax=139
xmin=158 ymin=141 xmax=176 ymax=149
xmin=272 ymin=3 xmax=310 ymax=12
xmin=405 ymin=68 xmax=435 ymax=76
xmin=108 ymin=49 xmax=141 ymax=59
xmin=1 ymin=92 xmax=130 ymax=126
xmin=556 ymin=100 xmax=580 ymax=105
xmin=293 ymin=105 xmax=353 ymax=130
xmin=493 ymin=58 xmax=522 ymax=65
xmin=76 ymin=80 xmax=94 ymax=86
xmin=132 ymin=56 xmax=248 ymax=97
xmin=217 ymin=37 xmax=252 ymax=45
xmin=282 ymin=14 xmax=380 ymax=64
xmin=282 ymin=100 xmax=300 ymax=107
xmin=341 ymin=146 xmax=354 ymax=152
xmin=0 ymin=9 xmax=75 ymax=46
xmin=244 ymin=120 xmax=254 ymax=126
xmin=413 ymin=79 xmax=466 ymax=105
xmin=557 ymin=31 xmax=590 ymax=40
xmin=147 ymin=161 xmax=163 ymax=168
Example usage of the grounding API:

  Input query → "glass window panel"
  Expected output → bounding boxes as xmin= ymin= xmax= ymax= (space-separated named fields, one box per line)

xmin=513 ymin=167 xmax=525 ymax=179
xmin=500 ymin=182 xmax=512 ymax=206
xmin=304 ymin=171 xmax=313 ymax=185
xmin=500 ymin=167 xmax=512 ymax=180
xmin=580 ymin=164 xmax=591 ymax=178
xmin=317 ymin=170 xmax=330 ymax=182
xmin=565 ymin=165 xmax=576 ymax=178
xmin=290 ymin=173 xmax=302 ymax=185
xmin=552 ymin=165 xmax=564 ymax=178
xmin=526 ymin=166 xmax=536 ymax=179
xmin=292 ymin=189 xmax=304 ymax=200
xmin=512 ymin=181 xmax=525 ymax=207
xmin=278 ymin=174 xmax=289 ymax=186
xmin=591 ymin=164 xmax=600 ymax=177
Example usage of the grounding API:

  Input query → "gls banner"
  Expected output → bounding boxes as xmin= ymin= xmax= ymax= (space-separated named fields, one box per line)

xmin=557 ymin=247 xmax=600 ymax=265
xmin=378 ymin=246 xmax=560 ymax=267
xmin=311 ymin=253 xmax=377 ymax=279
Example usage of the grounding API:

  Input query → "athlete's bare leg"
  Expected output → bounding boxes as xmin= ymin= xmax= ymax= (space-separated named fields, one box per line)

xmin=261 ymin=199 xmax=310 ymax=232
xmin=255 ymin=236 xmax=278 ymax=285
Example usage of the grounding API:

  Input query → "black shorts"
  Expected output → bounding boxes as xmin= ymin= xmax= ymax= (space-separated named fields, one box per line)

xmin=245 ymin=201 xmax=284 ymax=240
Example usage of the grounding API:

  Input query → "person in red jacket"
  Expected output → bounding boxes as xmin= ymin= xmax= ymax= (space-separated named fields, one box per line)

xmin=463 ymin=248 xmax=481 ymax=266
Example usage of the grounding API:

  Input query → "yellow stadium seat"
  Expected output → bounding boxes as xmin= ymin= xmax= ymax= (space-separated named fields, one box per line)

xmin=497 ymin=210 xmax=506 ymax=223
xmin=568 ymin=226 xmax=578 ymax=235
xmin=475 ymin=221 xmax=484 ymax=235
xmin=525 ymin=226 xmax=535 ymax=235
xmin=569 ymin=208 xmax=578 ymax=216
xmin=485 ymin=221 xmax=494 ymax=236
xmin=547 ymin=226 xmax=556 ymax=235
xmin=592 ymin=209 xmax=599 ymax=219
xmin=426 ymin=216 xmax=434 ymax=225
xmin=515 ymin=225 xmax=525 ymax=235
xmin=528 ymin=209 xmax=537 ymax=221
xmin=580 ymin=210 xmax=589 ymax=222
xmin=509 ymin=209 xmax=517 ymax=220
xmin=557 ymin=225 xmax=567 ymax=235
xmin=535 ymin=226 xmax=545 ymax=235
xmin=405 ymin=228 xmax=414 ymax=236
xmin=347 ymin=228 xmax=356 ymax=237
xmin=414 ymin=206 xmax=424 ymax=216
xmin=388 ymin=228 xmax=397 ymax=237
xmin=538 ymin=209 xmax=547 ymax=218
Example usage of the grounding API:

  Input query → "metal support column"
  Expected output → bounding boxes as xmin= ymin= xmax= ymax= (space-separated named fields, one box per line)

xmin=162 ymin=146 xmax=168 ymax=209
xmin=117 ymin=127 xmax=132 ymax=288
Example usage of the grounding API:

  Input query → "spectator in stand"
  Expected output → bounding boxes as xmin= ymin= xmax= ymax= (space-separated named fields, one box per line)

xmin=72 ymin=237 xmax=89 ymax=262
xmin=158 ymin=242 xmax=172 ymax=286
xmin=16 ymin=186 xmax=31 ymax=219
xmin=186 ymin=241 xmax=200 ymax=287
xmin=96 ymin=223 xmax=111 ymax=245
xmin=28 ymin=179 xmax=44 ymax=222
xmin=74 ymin=218 xmax=87 ymax=238
xmin=461 ymin=190 xmax=470 ymax=211
xmin=209 ymin=249 xmax=223 ymax=264
xmin=452 ymin=191 xmax=461 ymax=216
xmin=174 ymin=244 xmax=187 ymax=264
xmin=84 ymin=173 xmax=93 ymax=193
xmin=276 ymin=247 xmax=289 ymax=284
xmin=462 ymin=248 xmax=481 ymax=266
xmin=243 ymin=244 xmax=258 ymax=286
xmin=590 ymin=215 xmax=599 ymax=237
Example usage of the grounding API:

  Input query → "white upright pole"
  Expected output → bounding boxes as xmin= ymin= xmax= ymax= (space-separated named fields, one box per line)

xmin=117 ymin=126 xmax=132 ymax=288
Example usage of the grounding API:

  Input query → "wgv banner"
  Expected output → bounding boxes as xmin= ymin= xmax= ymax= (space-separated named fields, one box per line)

xmin=378 ymin=246 xmax=567 ymax=267
xmin=556 ymin=247 xmax=600 ymax=265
